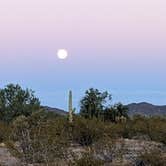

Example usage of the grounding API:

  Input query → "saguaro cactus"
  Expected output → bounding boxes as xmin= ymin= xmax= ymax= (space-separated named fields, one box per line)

xmin=68 ymin=90 xmax=73 ymax=123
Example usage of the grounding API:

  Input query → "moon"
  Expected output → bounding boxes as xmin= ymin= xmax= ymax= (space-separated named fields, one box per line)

xmin=57 ymin=49 xmax=68 ymax=59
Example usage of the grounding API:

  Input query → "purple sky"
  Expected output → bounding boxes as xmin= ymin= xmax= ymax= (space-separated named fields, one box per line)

xmin=0 ymin=0 xmax=166 ymax=110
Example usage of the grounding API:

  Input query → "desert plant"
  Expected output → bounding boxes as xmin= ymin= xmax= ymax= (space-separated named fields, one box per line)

xmin=0 ymin=121 xmax=12 ymax=142
xmin=0 ymin=84 xmax=40 ymax=122
xmin=139 ymin=149 xmax=166 ymax=166
xmin=80 ymin=88 xmax=112 ymax=119
xmin=71 ymin=117 xmax=106 ymax=146
xmin=71 ymin=152 xmax=104 ymax=166
xmin=69 ymin=90 xmax=73 ymax=123
xmin=11 ymin=111 xmax=69 ymax=164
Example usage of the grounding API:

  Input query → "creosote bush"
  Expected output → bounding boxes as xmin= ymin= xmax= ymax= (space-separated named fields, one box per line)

xmin=0 ymin=121 xmax=12 ymax=142
xmin=71 ymin=117 xmax=106 ymax=146
xmin=70 ymin=152 xmax=104 ymax=166
xmin=11 ymin=111 xmax=70 ymax=164
xmin=139 ymin=149 xmax=166 ymax=166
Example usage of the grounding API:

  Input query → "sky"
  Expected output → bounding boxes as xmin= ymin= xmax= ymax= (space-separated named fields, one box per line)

xmin=0 ymin=0 xmax=166 ymax=110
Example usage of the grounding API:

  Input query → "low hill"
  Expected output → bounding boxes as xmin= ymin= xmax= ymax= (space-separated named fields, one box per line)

xmin=127 ymin=102 xmax=166 ymax=116
xmin=42 ymin=102 xmax=166 ymax=117
xmin=42 ymin=106 xmax=68 ymax=116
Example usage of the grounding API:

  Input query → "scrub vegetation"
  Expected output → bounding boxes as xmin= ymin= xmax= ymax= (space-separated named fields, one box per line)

xmin=0 ymin=84 xmax=165 ymax=165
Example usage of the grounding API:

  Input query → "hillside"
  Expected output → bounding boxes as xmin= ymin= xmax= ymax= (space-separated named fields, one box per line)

xmin=127 ymin=102 xmax=166 ymax=116
xmin=42 ymin=102 xmax=166 ymax=117
xmin=42 ymin=106 xmax=68 ymax=116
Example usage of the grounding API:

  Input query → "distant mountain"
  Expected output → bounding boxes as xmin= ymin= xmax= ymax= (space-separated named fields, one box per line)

xmin=42 ymin=102 xmax=166 ymax=117
xmin=42 ymin=106 xmax=68 ymax=116
xmin=127 ymin=102 xmax=166 ymax=116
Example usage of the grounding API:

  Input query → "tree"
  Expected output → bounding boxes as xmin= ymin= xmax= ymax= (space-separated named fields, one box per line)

xmin=104 ymin=103 xmax=128 ymax=122
xmin=114 ymin=103 xmax=128 ymax=118
xmin=0 ymin=84 xmax=40 ymax=122
xmin=104 ymin=107 xmax=117 ymax=122
xmin=80 ymin=88 xmax=112 ymax=119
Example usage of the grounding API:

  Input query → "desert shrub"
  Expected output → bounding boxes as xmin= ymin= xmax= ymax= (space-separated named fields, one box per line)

xmin=11 ymin=111 xmax=69 ymax=164
xmin=146 ymin=116 xmax=166 ymax=144
xmin=126 ymin=116 xmax=150 ymax=139
xmin=110 ymin=115 xmax=166 ymax=144
xmin=71 ymin=117 xmax=106 ymax=146
xmin=0 ymin=121 xmax=11 ymax=142
xmin=5 ymin=141 xmax=22 ymax=158
xmin=107 ymin=123 xmax=125 ymax=138
xmin=70 ymin=115 xmax=164 ymax=146
xmin=71 ymin=152 xmax=104 ymax=166
xmin=139 ymin=150 xmax=166 ymax=166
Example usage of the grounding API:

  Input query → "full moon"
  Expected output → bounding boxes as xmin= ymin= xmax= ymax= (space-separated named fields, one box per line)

xmin=57 ymin=49 xmax=68 ymax=59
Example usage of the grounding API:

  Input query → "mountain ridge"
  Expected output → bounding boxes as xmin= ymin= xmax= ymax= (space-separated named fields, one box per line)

xmin=43 ymin=102 xmax=166 ymax=116
xmin=127 ymin=102 xmax=166 ymax=116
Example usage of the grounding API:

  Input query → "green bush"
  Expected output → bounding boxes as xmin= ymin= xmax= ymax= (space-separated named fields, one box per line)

xmin=0 ymin=84 xmax=40 ymax=122
xmin=106 ymin=115 xmax=166 ymax=144
xmin=128 ymin=116 xmax=166 ymax=143
xmin=146 ymin=116 xmax=166 ymax=144
xmin=11 ymin=111 xmax=70 ymax=164
xmin=71 ymin=117 xmax=106 ymax=146
xmin=0 ymin=121 xmax=11 ymax=142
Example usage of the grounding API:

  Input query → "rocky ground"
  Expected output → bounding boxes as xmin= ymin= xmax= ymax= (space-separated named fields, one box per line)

xmin=0 ymin=143 xmax=19 ymax=166
xmin=111 ymin=139 xmax=166 ymax=165
xmin=0 ymin=139 xmax=165 ymax=166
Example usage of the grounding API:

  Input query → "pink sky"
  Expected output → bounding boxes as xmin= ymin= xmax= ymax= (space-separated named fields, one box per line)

xmin=0 ymin=0 xmax=166 ymax=108
xmin=0 ymin=0 xmax=165 ymax=72
xmin=0 ymin=0 xmax=166 ymax=50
